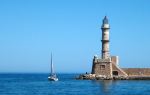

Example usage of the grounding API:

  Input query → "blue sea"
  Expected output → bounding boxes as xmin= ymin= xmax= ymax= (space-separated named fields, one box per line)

xmin=0 ymin=74 xmax=150 ymax=95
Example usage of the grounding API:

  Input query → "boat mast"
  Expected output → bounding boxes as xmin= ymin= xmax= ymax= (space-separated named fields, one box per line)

xmin=51 ymin=53 xmax=54 ymax=75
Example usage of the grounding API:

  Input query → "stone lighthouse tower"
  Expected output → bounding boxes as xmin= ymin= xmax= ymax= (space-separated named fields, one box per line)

xmin=101 ymin=16 xmax=110 ymax=59
xmin=91 ymin=16 xmax=127 ymax=78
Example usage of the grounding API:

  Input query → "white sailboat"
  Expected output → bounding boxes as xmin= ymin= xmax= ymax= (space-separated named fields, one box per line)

xmin=48 ymin=53 xmax=58 ymax=81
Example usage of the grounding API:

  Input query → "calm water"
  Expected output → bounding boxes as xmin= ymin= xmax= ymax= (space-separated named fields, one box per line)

xmin=0 ymin=74 xmax=150 ymax=95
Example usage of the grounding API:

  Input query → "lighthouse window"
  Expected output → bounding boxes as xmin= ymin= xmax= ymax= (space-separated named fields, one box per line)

xmin=100 ymin=65 xmax=105 ymax=70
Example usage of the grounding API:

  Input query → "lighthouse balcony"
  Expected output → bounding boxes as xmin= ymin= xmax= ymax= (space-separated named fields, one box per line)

xmin=101 ymin=40 xmax=109 ymax=42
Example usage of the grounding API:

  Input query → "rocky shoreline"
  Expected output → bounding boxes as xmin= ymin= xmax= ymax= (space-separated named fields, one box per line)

xmin=76 ymin=74 xmax=150 ymax=80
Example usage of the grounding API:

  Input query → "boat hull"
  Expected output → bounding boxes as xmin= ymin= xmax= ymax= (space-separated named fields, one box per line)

xmin=48 ymin=76 xmax=58 ymax=81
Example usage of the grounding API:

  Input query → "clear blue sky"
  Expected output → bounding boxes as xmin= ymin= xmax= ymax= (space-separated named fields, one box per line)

xmin=0 ymin=0 xmax=150 ymax=73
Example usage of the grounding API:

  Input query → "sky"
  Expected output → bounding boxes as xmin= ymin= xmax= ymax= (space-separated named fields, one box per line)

xmin=0 ymin=0 xmax=150 ymax=73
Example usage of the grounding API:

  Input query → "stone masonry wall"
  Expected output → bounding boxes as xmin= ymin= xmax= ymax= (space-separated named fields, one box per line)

xmin=93 ymin=62 xmax=112 ymax=77
xmin=92 ymin=57 xmax=112 ymax=77
xmin=122 ymin=68 xmax=150 ymax=76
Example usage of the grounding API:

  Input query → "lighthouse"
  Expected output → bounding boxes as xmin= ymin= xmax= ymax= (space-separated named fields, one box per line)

xmin=101 ymin=16 xmax=110 ymax=59
xmin=91 ymin=16 xmax=128 ymax=78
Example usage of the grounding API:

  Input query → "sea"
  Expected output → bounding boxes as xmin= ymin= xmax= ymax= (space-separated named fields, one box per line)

xmin=0 ymin=73 xmax=150 ymax=95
